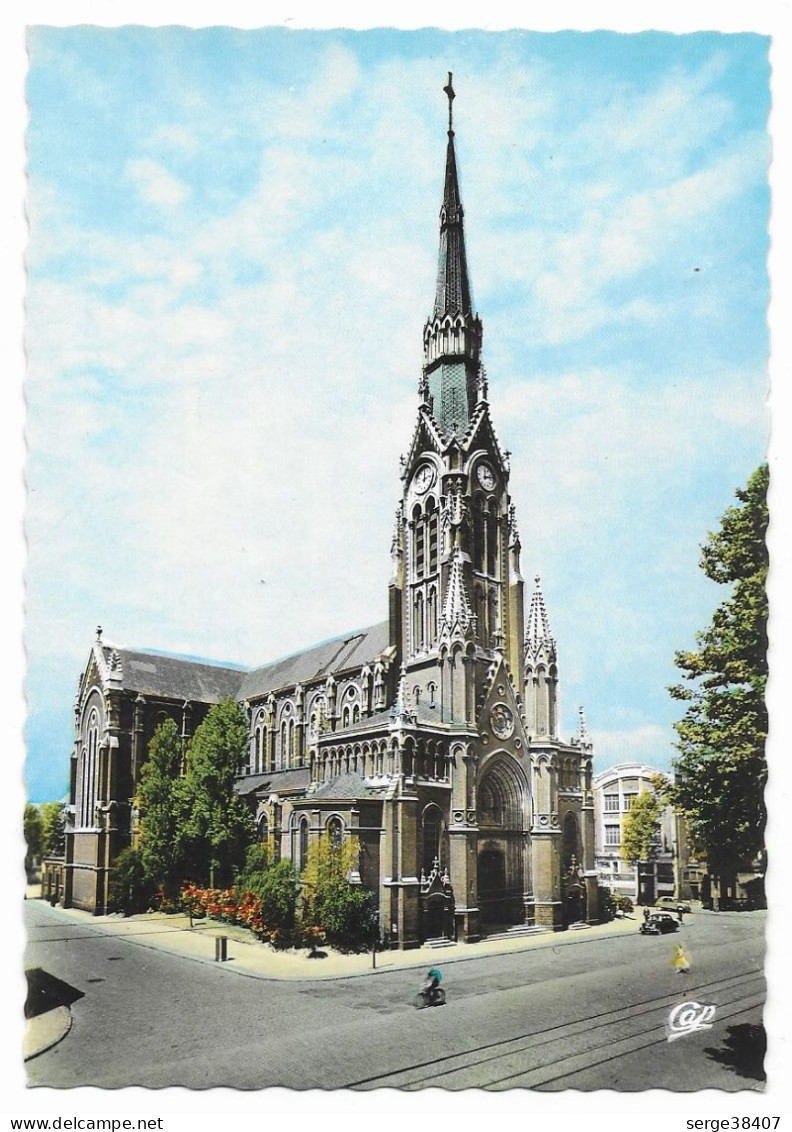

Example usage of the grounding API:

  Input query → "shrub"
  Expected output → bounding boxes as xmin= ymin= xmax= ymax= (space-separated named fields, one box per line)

xmin=109 ymin=847 xmax=154 ymax=916
xmin=316 ymin=883 xmax=377 ymax=951
xmin=614 ymin=894 xmax=634 ymax=915
xmin=256 ymin=860 xmax=300 ymax=933
xmin=598 ymin=885 xmax=617 ymax=923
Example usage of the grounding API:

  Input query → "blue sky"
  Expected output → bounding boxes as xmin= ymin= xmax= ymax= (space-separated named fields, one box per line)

xmin=24 ymin=27 xmax=770 ymax=801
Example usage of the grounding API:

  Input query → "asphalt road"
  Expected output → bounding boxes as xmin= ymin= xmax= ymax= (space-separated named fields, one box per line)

xmin=25 ymin=901 xmax=766 ymax=1092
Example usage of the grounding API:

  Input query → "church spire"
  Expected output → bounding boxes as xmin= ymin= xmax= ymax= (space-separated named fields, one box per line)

xmin=525 ymin=576 xmax=557 ymax=662
xmin=433 ymin=73 xmax=472 ymax=321
xmin=423 ymin=73 xmax=483 ymax=434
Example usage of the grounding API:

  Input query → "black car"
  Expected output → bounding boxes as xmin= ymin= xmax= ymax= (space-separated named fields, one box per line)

xmin=639 ymin=912 xmax=680 ymax=935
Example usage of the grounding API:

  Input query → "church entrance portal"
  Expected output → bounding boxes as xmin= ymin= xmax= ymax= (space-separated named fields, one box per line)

xmin=476 ymin=757 xmax=528 ymax=927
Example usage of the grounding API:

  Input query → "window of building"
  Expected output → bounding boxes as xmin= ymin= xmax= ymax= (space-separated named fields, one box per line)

xmin=604 ymin=825 xmax=621 ymax=847
xmin=603 ymin=794 xmax=620 ymax=812
xmin=623 ymin=793 xmax=638 ymax=810
xmin=298 ymin=817 xmax=309 ymax=870
xmin=327 ymin=817 xmax=343 ymax=853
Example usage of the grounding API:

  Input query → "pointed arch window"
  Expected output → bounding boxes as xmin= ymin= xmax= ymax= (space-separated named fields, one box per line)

xmin=427 ymin=499 xmax=438 ymax=574
xmin=422 ymin=805 xmax=442 ymax=874
xmin=413 ymin=591 xmax=425 ymax=652
xmin=78 ymin=708 xmax=101 ymax=828
xmin=257 ymin=813 xmax=269 ymax=843
xmin=427 ymin=586 xmax=438 ymax=645
xmin=298 ymin=817 xmax=309 ymax=870
xmin=327 ymin=817 xmax=344 ymax=853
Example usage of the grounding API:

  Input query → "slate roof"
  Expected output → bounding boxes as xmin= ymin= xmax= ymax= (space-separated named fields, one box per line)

xmin=235 ymin=768 xmax=311 ymax=797
xmin=237 ymin=621 xmax=391 ymax=700
xmin=100 ymin=620 xmax=391 ymax=707
xmin=105 ymin=646 xmax=246 ymax=703
xmin=311 ymin=771 xmax=383 ymax=801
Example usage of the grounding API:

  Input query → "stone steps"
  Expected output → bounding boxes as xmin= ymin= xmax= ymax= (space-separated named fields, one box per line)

xmin=481 ymin=924 xmax=549 ymax=942
xmin=423 ymin=937 xmax=458 ymax=949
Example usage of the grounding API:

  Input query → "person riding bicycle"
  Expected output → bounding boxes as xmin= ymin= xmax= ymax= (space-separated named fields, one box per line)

xmin=423 ymin=967 xmax=443 ymax=1003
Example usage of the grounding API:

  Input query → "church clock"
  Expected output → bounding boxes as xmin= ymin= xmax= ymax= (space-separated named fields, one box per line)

xmin=476 ymin=463 xmax=496 ymax=491
xmin=413 ymin=464 xmax=436 ymax=494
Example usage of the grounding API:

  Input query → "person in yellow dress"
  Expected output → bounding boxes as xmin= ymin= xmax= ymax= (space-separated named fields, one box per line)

xmin=673 ymin=944 xmax=690 ymax=974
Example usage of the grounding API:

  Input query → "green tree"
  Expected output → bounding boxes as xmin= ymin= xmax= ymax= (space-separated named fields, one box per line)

xmin=24 ymin=804 xmax=42 ymax=872
xmin=182 ymin=700 xmax=254 ymax=886
xmin=621 ymin=789 xmax=663 ymax=865
xmin=669 ymin=464 xmax=768 ymax=901
xmin=109 ymin=847 xmax=154 ymax=916
xmin=40 ymin=801 xmax=66 ymax=858
xmin=137 ymin=719 xmax=190 ymax=897
xmin=301 ymin=834 xmax=375 ymax=950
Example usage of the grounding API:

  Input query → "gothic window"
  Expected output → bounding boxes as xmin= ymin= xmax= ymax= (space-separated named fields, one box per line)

xmin=422 ymin=805 xmax=442 ymax=874
xmin=489 ymin=589 xmax=499 ymax=639
xmin=342 ymin=705 xmax=351 ymax=728
xmin=473 ymin=500 xmax=485 ymax=572
xmin=289 ymin=718 xmax=297 ymax=768
xmin=78 ymin=708 xmax=100 ymax=828
xmin=413 ymin=685 xmax=421 ymax=707
xmin=299 ymin=817 xmax=309 ymax=870
xmin=475 ymin=585 xmax=486 ymax=639
xmin=536 ymin=666 xmax=548 ymax=736
xmin=486 ymin=509 xmax=498 ymax=577
xmin=428 ymin=682 xmax=437 ymax=707
xmin=257 ymin=813 xmax=269 ymax=843
xmin=427 ymin=586 xmax=437 ymax=645
xmin=279 ymin=720 xmax=288 ymax=770
xmin=412 ymin=504 xmax=425 ymax=577
xmin=414 ymin=591 xmax=425 ymax=651
xmin=427 ymin=499 xmax=438 ymax=573
xmin=327 ymin=816 xmax=344 ymax=853
xmin=352 ymin=704 xmax=360 ymax=724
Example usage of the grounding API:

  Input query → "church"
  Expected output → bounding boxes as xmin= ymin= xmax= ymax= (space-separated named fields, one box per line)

xmin=63 ymin=76 xmax=599 ymax=946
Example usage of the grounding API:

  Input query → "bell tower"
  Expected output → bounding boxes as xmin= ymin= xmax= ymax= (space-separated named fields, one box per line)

xmin=391 ymin=74 xmax=526 ymax=718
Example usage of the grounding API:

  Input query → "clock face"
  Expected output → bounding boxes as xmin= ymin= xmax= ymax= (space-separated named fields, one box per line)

xmin=413 ymin=464 xmax=435 ymax=493
xmin=477 ymin=463 xmax=496 ymax=491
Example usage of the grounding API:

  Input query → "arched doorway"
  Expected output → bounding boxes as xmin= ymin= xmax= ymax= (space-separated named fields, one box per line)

xmin=476 ymin=756 xmax=528 ymax=926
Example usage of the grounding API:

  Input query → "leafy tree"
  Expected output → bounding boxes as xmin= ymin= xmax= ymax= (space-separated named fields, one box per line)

xmin=109 ymin=847 xmax=154 ymax=916
xmin=40 ymin=802 xmax=66 ymax=858
xmin=24 ymin=804 xmax=42 ymax=871
xmin=669 ymin=464 xmax=768 ymax=901
xmin=301 ymin=834 xmax=375 ymax=950
xmin=182 ymin=700 xmax=254 ymax=887
xmin=137 ymin=719 xmax=190 ymax=897
xmin=621 ymin=789 xmax=663 ymax=864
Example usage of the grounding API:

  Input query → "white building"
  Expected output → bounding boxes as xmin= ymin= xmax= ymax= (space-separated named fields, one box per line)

xmin=593 ymin=762 xmax=699 ymax=904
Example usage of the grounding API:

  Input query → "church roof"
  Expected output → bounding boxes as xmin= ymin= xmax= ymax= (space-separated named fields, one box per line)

xmin=237 ymin=620 xmax=390 ymax=700
xmin=235 ymin=768 xmax=311 ymax=797
xmin=311 ymin=771 xmax=382 ymax=801
xmin=101 ymin=645 xmax=245 ymax=703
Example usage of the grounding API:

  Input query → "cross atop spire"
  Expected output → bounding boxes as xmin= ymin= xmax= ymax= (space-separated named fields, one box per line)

xmin=443 ymin=71 xmax=455 ymax=135
xmin=422 ymin=74 xmax=483 ymax=434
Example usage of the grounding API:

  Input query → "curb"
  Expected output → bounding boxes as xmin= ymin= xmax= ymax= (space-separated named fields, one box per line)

xmin=24 ymin=1005 xmax=73 ymax=1061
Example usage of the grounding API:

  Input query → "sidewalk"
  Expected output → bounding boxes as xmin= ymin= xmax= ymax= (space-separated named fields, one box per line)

xmin=27 ymin=889 xmax=640 ymax=982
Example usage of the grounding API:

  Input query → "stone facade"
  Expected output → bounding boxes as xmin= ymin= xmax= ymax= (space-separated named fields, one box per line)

xmin=64 ymin=77 xmax=600 ymax=941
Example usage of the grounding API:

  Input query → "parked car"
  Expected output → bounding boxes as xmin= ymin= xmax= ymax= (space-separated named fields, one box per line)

xmin=639 ymin=912 xmax=680 ymax=935
xmin=655 ymin=897 xmax=692 ymax=913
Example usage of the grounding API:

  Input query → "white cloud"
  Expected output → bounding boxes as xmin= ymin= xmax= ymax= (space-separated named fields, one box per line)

xmin=126 ymin=158 xmax=190 ymax=207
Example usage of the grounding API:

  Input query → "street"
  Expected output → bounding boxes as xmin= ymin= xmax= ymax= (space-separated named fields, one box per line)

xmin=25 ymin=901 xmax=765 ymax=1091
